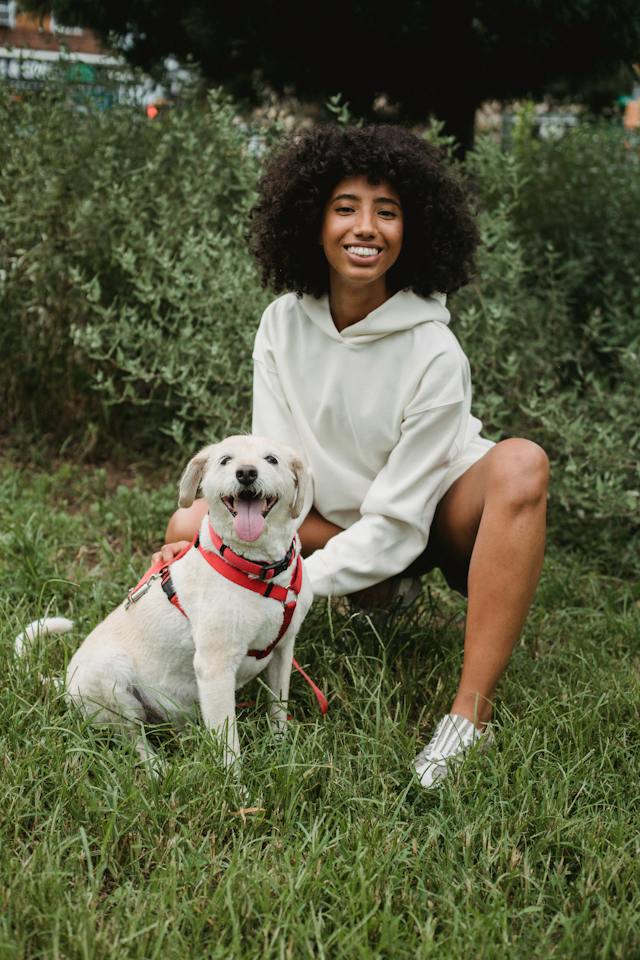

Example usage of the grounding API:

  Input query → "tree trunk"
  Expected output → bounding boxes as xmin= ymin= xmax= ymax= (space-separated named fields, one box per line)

xmin=436 ymin=97 xmax=480 ymax=157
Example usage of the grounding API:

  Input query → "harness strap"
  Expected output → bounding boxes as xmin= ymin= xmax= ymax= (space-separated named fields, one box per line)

xmin=128 ymin=535 xmax=196 ymax=598
xmin=207 ymin=520 xmax=295 ymax=580
xmin=160 ymin=567 xmax=188 ymax=619
xmin=196 ymin=540 xmax=302 ymax=659
xmin=196 ymin=536 xmax=291 ymax=604
xmin=246 ymin=556 xmax=302 ymax=658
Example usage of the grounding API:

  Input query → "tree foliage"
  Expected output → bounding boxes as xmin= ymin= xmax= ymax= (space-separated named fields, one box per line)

xmin=18 ymin=0 xmax=640 ymax=146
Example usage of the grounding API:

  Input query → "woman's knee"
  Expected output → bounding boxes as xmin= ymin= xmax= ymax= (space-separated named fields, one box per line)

xmin=487 ymin=439 xmax=550 ymax=510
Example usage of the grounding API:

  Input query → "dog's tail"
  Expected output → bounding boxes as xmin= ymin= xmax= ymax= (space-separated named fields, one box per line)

xmin=14 ymin=617 xmax=74 ymax=657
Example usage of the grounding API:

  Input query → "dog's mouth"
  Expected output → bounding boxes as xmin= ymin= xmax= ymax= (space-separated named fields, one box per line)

xmin=221 ymin=492 xmax=279 ymax=517
xmin=220 ymin=491 xmax=278 ymax=542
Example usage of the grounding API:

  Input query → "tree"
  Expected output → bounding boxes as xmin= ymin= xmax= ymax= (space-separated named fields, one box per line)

xmin=19 ymin=0 xmax=640 ymax=149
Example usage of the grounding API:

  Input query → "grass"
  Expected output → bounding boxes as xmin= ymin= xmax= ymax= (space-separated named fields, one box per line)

xmin=1 ymin=450 xmax=639 ymax=959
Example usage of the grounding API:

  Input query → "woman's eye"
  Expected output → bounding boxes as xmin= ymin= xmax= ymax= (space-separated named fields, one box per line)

xmin=335 ymin=205 xmax=354 ymax=214
xmin=264 ymin=454 xmax=279 ymax=465
xmin=379 ymin=209 xmax=396 ymax=218
xmin=220 ymin=456 xmax=231 ymax=466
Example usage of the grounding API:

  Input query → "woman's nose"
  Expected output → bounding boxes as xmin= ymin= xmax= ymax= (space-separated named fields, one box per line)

xmin=354 ymin=208 xmax=376 ymax=236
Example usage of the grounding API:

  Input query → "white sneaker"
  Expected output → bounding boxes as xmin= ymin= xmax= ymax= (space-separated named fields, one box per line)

xmin=392 ymin=576 xmax=422 ymax=610
xmin=413 ymin=713 xmax=494 ymax=789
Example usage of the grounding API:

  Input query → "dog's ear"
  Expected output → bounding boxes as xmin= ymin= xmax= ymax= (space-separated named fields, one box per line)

xmin=178 ymin=449 xmax=209 ymax=507
xmin=289 ymin=454 xmax=309 ymax=519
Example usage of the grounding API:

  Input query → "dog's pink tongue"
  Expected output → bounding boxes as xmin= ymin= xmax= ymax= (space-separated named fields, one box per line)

xmin=234 ymin=499 xmax=266 ymax=542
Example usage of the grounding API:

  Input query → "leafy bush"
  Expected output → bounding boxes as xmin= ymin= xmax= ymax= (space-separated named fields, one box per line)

xmin=1 ymin=87 xmax=637 ymax=569
xmin=0 ymin=86 xmax=270 ymax=454
xmin=451 ymin=130 xmax=639 ymax=572
xmin=509 ymin=117 xmax=640 ymax=341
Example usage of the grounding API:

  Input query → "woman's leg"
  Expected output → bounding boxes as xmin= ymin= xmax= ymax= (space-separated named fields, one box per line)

xmin=299 ymin=507 xmax=344 ymax=556
xmin=429 ymin=438 xmax=549 ymax=727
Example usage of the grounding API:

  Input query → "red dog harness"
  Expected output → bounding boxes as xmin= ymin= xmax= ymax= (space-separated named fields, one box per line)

xmin=194 ymin=523 xmax=303 ymax=658
xmin=126 ymin=522 xmax=327 ymax=713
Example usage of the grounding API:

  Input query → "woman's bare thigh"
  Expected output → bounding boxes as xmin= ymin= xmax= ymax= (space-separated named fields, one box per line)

xmin=406 ymin=448 xmax=494 ymax=592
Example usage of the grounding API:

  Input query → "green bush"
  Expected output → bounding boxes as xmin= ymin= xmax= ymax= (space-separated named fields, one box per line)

xmin=509 ymin=118 xmax=640 ymax=345
xmin=452 ymin=129 xmax=639 ymax=572
xmin=0 ymin=86 xmax=270 ymax=454
xmin=1 ymin=87 xmax=637 ymax=570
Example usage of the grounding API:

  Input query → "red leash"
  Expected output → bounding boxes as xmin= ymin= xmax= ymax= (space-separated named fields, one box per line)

xmin=292 ymin=657 xmax=328 ymax=715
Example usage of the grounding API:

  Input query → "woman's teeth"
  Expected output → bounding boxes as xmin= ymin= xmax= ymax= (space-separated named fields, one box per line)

xmin=346 ymin=246 xmax=380 ymax=257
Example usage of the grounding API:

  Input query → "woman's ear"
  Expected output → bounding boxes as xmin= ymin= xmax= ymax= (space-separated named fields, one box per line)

xmin=178 ymin=449 xmax=210 ymax=507
xmin=289 ymin=455 xmax=309 ymax=519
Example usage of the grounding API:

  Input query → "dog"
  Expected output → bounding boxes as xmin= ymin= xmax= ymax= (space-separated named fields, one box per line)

xmin=16 ymin=435 xmax=313 ymax=772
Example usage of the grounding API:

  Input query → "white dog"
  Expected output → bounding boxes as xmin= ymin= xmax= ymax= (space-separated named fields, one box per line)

xmin=16 ymin=435 xmax=313 ymax=771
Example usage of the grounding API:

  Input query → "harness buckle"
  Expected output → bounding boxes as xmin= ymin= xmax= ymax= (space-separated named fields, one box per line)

xmin=124 ymin=574 xmax=159 ymax=610
xmin=260 ymin=553 xmax=290 ymax=580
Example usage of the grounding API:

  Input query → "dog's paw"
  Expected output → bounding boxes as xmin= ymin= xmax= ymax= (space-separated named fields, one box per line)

xmin=134 ymin=737 xmax=165 ymax=779
xmin=272 ymin=725 xmax=288 ymax=744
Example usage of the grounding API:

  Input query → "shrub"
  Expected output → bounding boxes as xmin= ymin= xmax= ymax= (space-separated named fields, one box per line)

xmin=0 ymin=86 xmax=270 ymax=454
xmin=509 ymin=118 xmax=640 ymax=344
xmin=451 ymin=132 xmax=639 ymax=573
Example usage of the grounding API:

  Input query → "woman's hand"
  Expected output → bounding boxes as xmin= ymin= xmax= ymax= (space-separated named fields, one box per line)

xmin=151 ymin=541 xmax=190 ymax=565
xmin=153 ymin=498 xmax=208 ymax=565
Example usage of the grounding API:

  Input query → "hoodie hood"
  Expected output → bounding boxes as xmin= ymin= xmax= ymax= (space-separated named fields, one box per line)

xmin=299 ymin=289 xmax=450 ymax=344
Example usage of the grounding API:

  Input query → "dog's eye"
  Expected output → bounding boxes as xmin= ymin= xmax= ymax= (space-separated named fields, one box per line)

xmin=264 ymin=454 xmax=278 ymax=465
xmin=219 ymin=456 xmax=231 ymax=466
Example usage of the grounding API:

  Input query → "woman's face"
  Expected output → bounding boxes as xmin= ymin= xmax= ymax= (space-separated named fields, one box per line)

xmin=320 ymin=175 xmax=403 ymax=294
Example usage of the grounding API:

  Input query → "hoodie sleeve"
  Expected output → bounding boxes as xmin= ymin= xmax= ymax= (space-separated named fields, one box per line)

xmin=303 ymin=354 xmax=470 ymax=597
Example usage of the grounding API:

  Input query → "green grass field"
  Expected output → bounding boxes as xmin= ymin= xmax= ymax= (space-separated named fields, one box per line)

xmin=1 ymin=452 xmax=639 ymax=959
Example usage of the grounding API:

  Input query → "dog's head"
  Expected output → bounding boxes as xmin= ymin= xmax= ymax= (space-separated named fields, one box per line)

xmin=178 ymin=435 xmax=308 ymax=547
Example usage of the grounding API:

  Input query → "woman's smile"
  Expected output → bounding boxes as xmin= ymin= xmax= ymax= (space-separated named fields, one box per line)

xmin=344 ymin=244 xmax=383 ymax=263
xmin=320 ymin=174 xmax=403 ymax=293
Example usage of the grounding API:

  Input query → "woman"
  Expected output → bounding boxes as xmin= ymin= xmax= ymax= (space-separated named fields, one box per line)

xmin=157 ymin=125 xmax=549 ymax=789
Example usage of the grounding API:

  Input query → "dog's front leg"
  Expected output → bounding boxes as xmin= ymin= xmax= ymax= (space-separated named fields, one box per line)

xmin=193 ymin=650 xmax=239 ymax=767
xmin=265 ymin=637 xmax=295 ymax=737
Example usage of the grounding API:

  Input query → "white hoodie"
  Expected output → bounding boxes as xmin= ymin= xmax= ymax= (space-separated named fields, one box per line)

xmin=252 ymin=289 xmax=486 ymax=597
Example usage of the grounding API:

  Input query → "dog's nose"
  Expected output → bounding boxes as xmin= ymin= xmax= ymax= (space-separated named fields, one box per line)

xmin=236 ymin=466 xmax=258 ymax=486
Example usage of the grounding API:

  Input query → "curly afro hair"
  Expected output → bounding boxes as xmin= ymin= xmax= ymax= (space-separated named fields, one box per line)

xmin=249 ymin=124 xmax=479 ymax=299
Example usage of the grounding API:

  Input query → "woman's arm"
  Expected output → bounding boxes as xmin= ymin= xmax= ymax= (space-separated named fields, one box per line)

xmin=165 ymin=498 xmax=209 ymax=542
xmin=300 ymin=508 xmax=400 ymax=608
xmin=153 ymin=499 xmax=393 ymax=607
xmin=151 ymin=498 xmax=208 ymax=564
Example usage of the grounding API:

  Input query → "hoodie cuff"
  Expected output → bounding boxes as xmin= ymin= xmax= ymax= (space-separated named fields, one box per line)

xmin=303 ymin=551 xmax=335 ymax=598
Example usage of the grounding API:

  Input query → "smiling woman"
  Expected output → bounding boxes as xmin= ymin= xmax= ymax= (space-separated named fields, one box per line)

xmin=249 ymin=125 xmax=477 ymax=299
xmin=320 ymin=175 xmax=404 ymax=330
xmin=159 ymin=124 xmax=549 ymax=793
